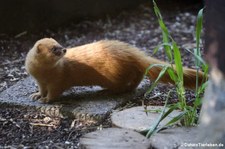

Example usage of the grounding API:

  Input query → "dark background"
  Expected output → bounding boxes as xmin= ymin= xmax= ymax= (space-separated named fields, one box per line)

xmin=0 ymin=0 xmax=202 ymax=35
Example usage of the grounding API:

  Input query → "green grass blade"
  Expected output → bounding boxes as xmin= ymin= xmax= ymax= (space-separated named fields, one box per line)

xmin=159 ymin=106 xmax=175 ymax=120
xmin=184 ymin=48 xmax=206 ymax=64
xmin=153 ymin=0 xmax=172 ymax=61
xmin=193 ymin=96 xmax=202 ymax=107
xmin=167 ymin=65 xmax=178 ymax=82
xmin=145 ymin=90 xmax=171 ymax=138
xmin=195 ymin=8 xmax=204 ymax=92
xmin=152 ymin=43 xmax=172 ymax=56
xmin=164 ymin=111 xmax=186 ymax=127
xmin=196 ymin=8 xmax=203 ymax=52
xmin=162 ymin=33 xmax=173 ymax=61
xmin=202 ymin=65 xmax=209 ymax=83
xmin=172 ymin=41 xmax=183 ymax=82
xmin=194 ymin=48 xmax=201 ymax=69
xmin=197 ymin=81 xmax=208 ymax=95
xmin=145 ymin=63 xmax=166 ymax=76
xmin=145 ymin=65 xmax=169 ymax=95
xmin=153 ymin=0 xmax=163 ymax=20
xmin=144 ymin=109 xmax=162 ymax=113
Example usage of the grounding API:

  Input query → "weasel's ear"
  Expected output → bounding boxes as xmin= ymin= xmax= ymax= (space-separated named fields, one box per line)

xmin=37 ymin=44 xmax=43 ymax=54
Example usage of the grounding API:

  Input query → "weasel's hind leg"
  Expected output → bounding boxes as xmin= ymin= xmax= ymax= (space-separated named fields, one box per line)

xmin=107 ymin=69 xmax=144 ymax=94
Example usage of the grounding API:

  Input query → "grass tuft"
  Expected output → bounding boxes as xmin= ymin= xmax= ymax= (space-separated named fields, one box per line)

xmin=143 ymin=1 xmax=208 ymax=138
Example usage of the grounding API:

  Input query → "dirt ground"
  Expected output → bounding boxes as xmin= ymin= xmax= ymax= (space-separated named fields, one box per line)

xmin=0 ymin=2 xmax=202 ymax=148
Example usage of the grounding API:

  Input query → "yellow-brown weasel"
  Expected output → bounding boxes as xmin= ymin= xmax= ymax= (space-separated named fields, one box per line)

xmin=25 ymin=38 xmax=204 ymax=103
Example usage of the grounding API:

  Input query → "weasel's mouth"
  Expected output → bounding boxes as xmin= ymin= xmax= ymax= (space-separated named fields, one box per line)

xmin=54 ymin=51 xmax=63 ymax=56
xmin=51 ymin=47 xmax=67 ymax=56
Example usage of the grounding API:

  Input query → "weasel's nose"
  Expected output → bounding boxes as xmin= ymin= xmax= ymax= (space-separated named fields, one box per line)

xmin=62 ymin=48 xmax=67 ymax=53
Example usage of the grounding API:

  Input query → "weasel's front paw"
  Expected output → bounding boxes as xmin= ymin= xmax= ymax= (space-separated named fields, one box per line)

xmin=38 ymin=97 xmax=51 ymax=103
xmin=30 ymin=92 xmax=42 ymax=100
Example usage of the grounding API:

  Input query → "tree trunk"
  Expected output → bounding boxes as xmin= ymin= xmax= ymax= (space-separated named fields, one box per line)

xmin=198 ymin=0 xmax=225 ymax=146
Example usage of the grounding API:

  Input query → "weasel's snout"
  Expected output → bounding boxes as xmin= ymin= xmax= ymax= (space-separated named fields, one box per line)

xmin=62 ymin=48 xmax=67 ymax=53
xmin=52 ymin=46 xmax=67 ymax=56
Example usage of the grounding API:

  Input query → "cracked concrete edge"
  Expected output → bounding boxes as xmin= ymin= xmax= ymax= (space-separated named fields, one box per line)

xmin=0 ymin=99 xmax=114 ymax=121
xmin=0 ymin=77 xmax=151 ymax=121
xmin=150 ymin=127 xmax=198 ymax=149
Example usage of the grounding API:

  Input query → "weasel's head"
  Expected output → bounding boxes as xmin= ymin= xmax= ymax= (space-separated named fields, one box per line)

xmin=33 ymin=38 xmax=67 ymax=63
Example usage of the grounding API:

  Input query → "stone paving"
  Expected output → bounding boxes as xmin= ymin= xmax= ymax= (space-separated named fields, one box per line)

xmin=0 ymin=76 xmax=150 ymax=121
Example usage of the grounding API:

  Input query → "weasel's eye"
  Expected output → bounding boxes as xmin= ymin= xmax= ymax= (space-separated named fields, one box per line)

xmin=52 ymin=47 xmax=57 ymax=52
xmin=51 ymin=46 xmax=63 ymax=56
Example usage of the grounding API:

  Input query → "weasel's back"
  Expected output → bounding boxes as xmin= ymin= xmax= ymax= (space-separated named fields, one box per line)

xmin=62 ymin=40 xmax=148 ymax=91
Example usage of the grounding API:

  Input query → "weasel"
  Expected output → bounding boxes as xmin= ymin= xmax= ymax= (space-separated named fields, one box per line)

xmin=25 ymin=38 xmax=205 ymax=103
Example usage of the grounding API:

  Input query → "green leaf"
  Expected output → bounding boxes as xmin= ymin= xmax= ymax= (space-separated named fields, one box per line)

xmin=145 ymin=63 xmax=166 ymax=76
xmin=194 ymin=48 xmax=201 ymax=68
xmin=202 ymin=64 xmax=209 ymax=80
xmin=184 ymin=48 xmax=206 ymax=64
xmin=145 ymin=90 xmax=171 ymax=138
xmin=167 ymin=67 xmax=178 ymax=82
xmin=144 ymin=109 xmax=162 ymax=113
xmin=172 ymin=41 xmax=183 ymax=82
xmin=152 ymin=43 xmax=172 ymax=56
xmin=160 ymin=106 xmax=175 ymax=120
xmin=195 ymin=8 xmax=204 ymax=93
xmin=145 ymin=65 xmax=169 ymax=95
xmin=165 ymin=111 xmax=187 ymax=127
xmin=193 ymin=97 xmax=202 ymax=107
xmin=197 ymin=81 xmax=208 ymax=95
xmin=153 ymin=0 xmax=163 ymax=20
xmin=196 ymin=8 xmax=203 ymax=51
xmin=153 ymin=0 xmax=172 ymax=61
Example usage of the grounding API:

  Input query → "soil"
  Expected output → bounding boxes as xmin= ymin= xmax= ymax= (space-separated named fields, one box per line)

xmin=0 ymin=2 xmax=203 ymax=148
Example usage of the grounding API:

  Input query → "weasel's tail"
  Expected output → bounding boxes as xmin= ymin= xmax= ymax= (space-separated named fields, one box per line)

xmin=143 ymin=57 xmax=205 ymax=89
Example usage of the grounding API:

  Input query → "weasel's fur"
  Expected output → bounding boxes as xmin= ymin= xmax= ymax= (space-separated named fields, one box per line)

xmin=25 ymin=38 xmax=205 ymax=103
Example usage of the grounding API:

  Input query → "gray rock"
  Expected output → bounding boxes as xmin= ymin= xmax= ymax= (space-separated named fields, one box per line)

xmin=79 ymin=128 xmax=151 ymax=149
xmin=111 ymin=106 xmax=182 ymax=132
xmin=150 ymin=127 xmax=198 ymax=149
xmin=198 ymin=69 xmax=225 ymax=146
xmin=0 ymin=76 xmax=150 ymax=121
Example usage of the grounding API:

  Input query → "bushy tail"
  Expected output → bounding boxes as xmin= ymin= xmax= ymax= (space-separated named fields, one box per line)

xmin=143 ymin=57 xmax=206 ymax=89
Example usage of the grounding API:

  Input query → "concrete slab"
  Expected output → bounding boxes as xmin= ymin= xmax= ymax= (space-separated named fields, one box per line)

xmin=79 ymin=128 xmax=151 ymax=149
xmin=0 ymin=77 xmax=150 ymax=121
xmin=111 ymin=106 xmax=182 ymax=132
xmin=150 ymin=127 xmax=198 ymax=149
